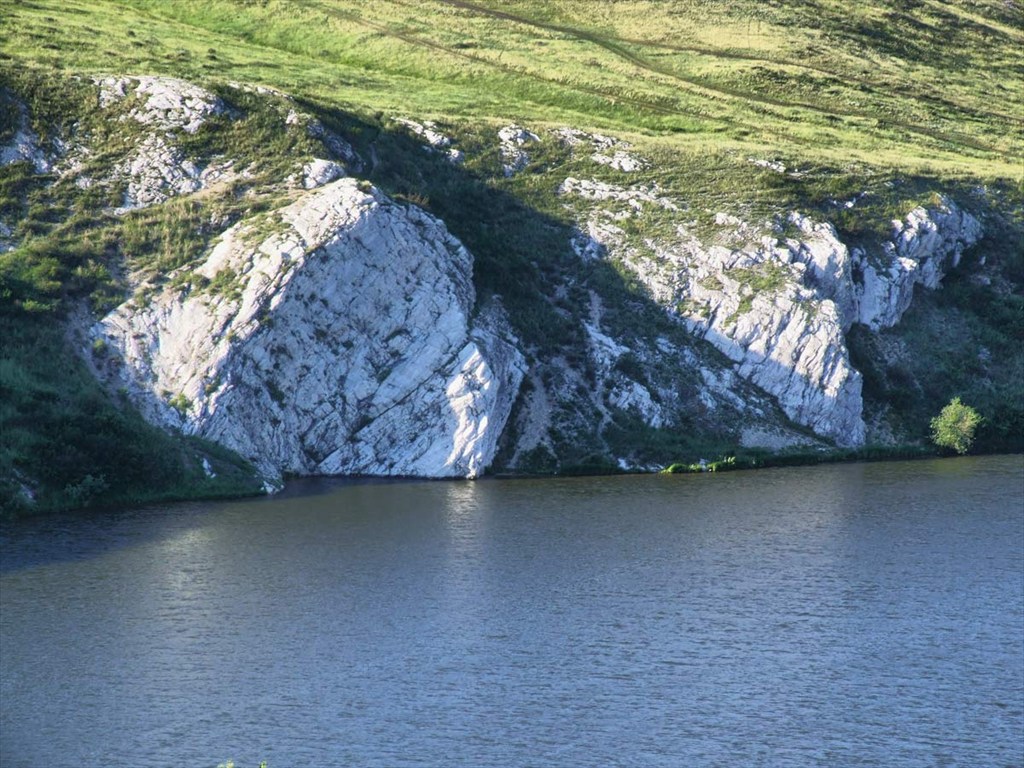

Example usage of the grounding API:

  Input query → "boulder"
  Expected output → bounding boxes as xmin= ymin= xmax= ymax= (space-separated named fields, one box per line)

xmin=92 ymin=178 xmax=525 ymax=480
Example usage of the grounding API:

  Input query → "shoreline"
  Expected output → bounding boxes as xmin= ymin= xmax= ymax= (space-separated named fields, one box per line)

xmin=6 ymin=447 xmax=1021 ymax=520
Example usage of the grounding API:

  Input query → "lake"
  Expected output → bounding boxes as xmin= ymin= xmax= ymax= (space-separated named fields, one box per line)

xmin=2 ymin=456 xmax=1022 ymax=767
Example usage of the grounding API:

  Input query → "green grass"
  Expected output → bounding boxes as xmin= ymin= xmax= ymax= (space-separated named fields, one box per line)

xmin=1 ymin=0 xmax=1020 ymax=180
xmin=4 ymin=0 xmax=1021 ymax=250
xmin=848 ymin=253 xmax=1024 ymax=454
xmin=0 ymin=313 xmax=265 ymax=516
xmin=0 ymin=0 xmax=1021 ymax=506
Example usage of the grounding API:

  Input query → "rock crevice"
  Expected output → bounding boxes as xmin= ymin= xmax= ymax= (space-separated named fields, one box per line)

xmin=559 ymin=177 xmax=982 ymax=447
xmin=92 ymin=179 xmax=525 ymax=480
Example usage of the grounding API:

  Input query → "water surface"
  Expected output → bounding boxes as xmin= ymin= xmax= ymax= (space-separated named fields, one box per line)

xmin=2 ymin=456 xmax=1022 ymax=766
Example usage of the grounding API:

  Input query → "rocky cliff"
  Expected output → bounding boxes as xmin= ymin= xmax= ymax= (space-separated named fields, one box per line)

xmin=1 ymin=73 xmax=1016 ymax=499
xmin=557 ymin=168 xmax=982 ymax=451
xmin=92 ymin=175 xmax=525 ymax=481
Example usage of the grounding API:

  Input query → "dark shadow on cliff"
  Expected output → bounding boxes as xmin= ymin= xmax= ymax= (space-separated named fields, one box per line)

xmin=294 ymin=99 xmax=837 ymax=468
xmin=3 ymin=67 xmax=1019 ymax=515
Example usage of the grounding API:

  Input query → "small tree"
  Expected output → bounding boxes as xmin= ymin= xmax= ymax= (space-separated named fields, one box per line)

xmin=930 ymin=397 xmax=982 ymax=454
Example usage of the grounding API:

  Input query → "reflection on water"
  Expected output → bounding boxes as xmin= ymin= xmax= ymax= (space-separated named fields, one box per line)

xmin=2 ymin=456 xmax=1022 ymax=767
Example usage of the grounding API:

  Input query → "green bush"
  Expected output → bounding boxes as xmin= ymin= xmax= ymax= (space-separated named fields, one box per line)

xmin=930 ymin=397 xmax=982 ymax=454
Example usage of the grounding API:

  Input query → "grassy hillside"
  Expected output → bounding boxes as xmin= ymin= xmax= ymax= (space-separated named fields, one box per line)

xmin=1 ymin=0 xmax=1021 ymax=511
xmin=2 ymin=0 xmax=1021 ymax=176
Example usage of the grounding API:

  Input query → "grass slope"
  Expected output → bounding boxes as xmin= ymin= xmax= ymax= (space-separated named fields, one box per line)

xmin=0 ymin=0 xmax=1021 ymax=511
xmin=2 ymin=0 xmax=1021 ymax=176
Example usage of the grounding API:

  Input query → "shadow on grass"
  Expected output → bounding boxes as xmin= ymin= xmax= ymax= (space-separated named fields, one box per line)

xmin=2 ymin=71 xmax=1021 ymax=515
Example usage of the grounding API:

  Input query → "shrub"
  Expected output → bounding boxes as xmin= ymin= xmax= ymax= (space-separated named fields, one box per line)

xmin=930 ymin=397 xmax=982 ymax=454
xmin=167 ymin=392 xmax=192 ymax=416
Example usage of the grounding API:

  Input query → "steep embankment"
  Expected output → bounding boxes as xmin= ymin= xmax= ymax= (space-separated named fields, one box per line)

xmin=75 ymin=79 xmax=525 ymax=483
xmin=2 ymin=0 xmax=1021 ymax=512
xmin=95 ymin=175 xmax=525 ymax=480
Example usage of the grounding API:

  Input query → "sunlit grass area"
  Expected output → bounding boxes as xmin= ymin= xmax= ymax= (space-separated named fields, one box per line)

xmin=1 ymin=0 xmax=1021 ymax=509
xmin=2 ymin=0 xmax=1021 ymax=180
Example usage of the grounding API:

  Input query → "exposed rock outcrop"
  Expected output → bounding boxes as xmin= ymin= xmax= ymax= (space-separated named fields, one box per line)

xmin=559 ymin=177 xmax=983 ymax=447
xmin=0 ymin=103 xmax=52 ymax=173
xmin=114 ymin=133 xmax=210 ymax=210
xmin=396 ymin=118 xmax=465 ymax=164
xmin=5 ymin=68 xmax=1014 ymax=505
xmin=556 ymin=127 xmax=648 ymax=172
xmin=94 ymin=76 xmax=230 ymax=211
xmin=89 ymin=77 xmax=360 ymax=210
xmin=91 ymin=178 xmax=525 ymax=480
xmin=295 ymin=113 xmax=362 ymax=171
xmin=853 ymin=198 xmax=982 ymax=329
xmin=785 ymin=200 xmax=982 ymax=331
xmin=498 ymin=124 xmax=539 ymax=176
xmin=96 ymin=75 xmax=227 ymax=133
xmin=300 ymin=158 xmax=345 ymax=189
xmin=678 ymin=236 xmax=864 ymax=447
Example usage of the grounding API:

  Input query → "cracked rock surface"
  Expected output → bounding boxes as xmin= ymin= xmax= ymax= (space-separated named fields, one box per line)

xmin=498 ymin=124 xmax=539 ymax=176
xmin=92 ymin=178 xmax=525 ymax=480
xmin=559 ymin=179 xmax=983 ymax=447
xmin=94 ymin=76 xmax=230 ymax=211
xmin=96 ymin=75 xmax=226 ymax=133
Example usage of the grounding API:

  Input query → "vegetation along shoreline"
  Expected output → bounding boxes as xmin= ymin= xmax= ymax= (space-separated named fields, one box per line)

xmin=2 ymin=0 xmax=1020 ymax=515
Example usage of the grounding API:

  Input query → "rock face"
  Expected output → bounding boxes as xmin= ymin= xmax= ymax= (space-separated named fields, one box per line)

xmin=94 ymin=76 xmax=229 ymax=211
xmin=854 ymin=199 xmax=982 ymax=330
xmin=555 ymin=128 xmax=647 ymax=172
xmin=300 ymin=158 xmax=345 ymax=189
xmin=96 ymin=75 xmax=226 ymax=133
xmin=498 ymin=124 xmax=539 ymax=176
xmin=0 ymin=104 xmax=51 ymax=173
xmin=115 ymin=133 xmax=209 ymax=210
xmin=786 ymin=201 xmax=982 ymax=332
xmin=396 ymin=118 xmax=465 ymax=164
xmin=675 ymin=231 xmax=865 ymax=447
xmin=559 ymin=178 xmax=983 ymax=447
xmin=80 ymin=76 xmax=362 ymax=211
xmin=7 ymin=71 xmax=1007 ymax=495
xmin=92 ymin=179 xmax=525 ymax=480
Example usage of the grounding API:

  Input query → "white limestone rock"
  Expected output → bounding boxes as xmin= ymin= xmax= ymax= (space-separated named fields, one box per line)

xmin=785 ymin=212 xmax=858 ymax=327
xmin=554 ymin=127 xmax=604 ymax=148
xmin=583 ymin=318 xmax=665 ymax=431
xmin=397 ymin=118 xmax=451 ymax=149
xmin=609 ymin=380 xmax=665 ymax=428
xmin=592 ymin=151 xmax=647 ymax=173
xmin=787 ymin=199 xmax=981 ymax=331
xmin=114 ymin=134 xmax=204 ymax=211
xmin=96 ymin=76 xmax=226 ymax=133
xmin=570 ymin=228 xmax=608 ymax=260
xmin=92 ymin=77 xmax=232 ymax=211
xmin=853 ymin=197 xmax=982 ymax=330
xmin=584 ymin=322 xmax=628 ymax=371
xmin=396 ymin=119 xmax=464 ymax=165
xmin=559 ymin=177 xmax=984 ymax=447
xmin=305 ymin=119 xmax=361 ymax=170
xmin=748 ymin=157 xmax=787 ymax=173
xmin=560 ymin=179 xmax=863 ymax=445
xmin=558 ymin=177 xmax=678 ymax=212
xmin=301 ymin=158 xmax=345 ymax=189
xmin=498 ymin=124 xmax=539 ymax=176
xmin=92 ymin=178 xmax=525 ymax=480
xmin=0 ymin=123 xmax=51 ymax=173
xmin=281 ymin=104 xmax=361 ymax=170
xmin=682 ymin=244 xmax=865 ymax=446
xmin=1 ymin=97 xmax=56 ymax=173
xmin=555 ymin=127 xmax=647 ymax=172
